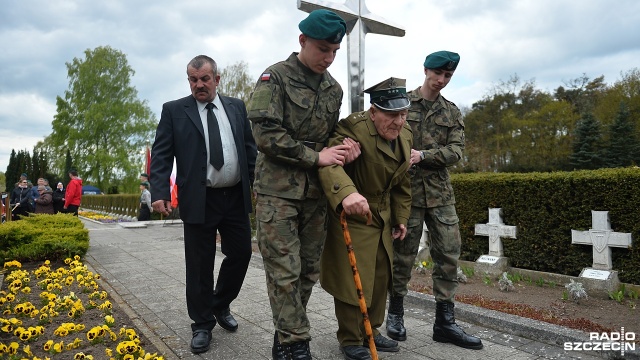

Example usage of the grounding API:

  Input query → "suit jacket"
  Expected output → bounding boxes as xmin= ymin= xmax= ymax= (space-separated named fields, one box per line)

xmin=318 ymin=110 xmax=412 ymax=305
xmin=150 ymin=94 xmax=257 ymax=223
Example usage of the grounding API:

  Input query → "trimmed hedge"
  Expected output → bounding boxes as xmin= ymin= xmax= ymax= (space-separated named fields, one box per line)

xmin=453 ymin=168 xmax=640 ymax=284
xmin=81 ymin=194 xmax=140 ymax=218
xmin=0 ymin=213 xmax=89 ymax=266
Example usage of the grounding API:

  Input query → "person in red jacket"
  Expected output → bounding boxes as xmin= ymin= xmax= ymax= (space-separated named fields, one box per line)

xmin=64 ymin=170 xmax=83 ymax=216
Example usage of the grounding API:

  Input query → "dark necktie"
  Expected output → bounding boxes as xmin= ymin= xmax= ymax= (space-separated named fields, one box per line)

xmin=205 ymin=103 xmax=224 ymax=170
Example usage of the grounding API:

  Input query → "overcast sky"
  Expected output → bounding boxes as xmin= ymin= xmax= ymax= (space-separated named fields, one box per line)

xmin=1 ymin=0 xmax=639 ymax=175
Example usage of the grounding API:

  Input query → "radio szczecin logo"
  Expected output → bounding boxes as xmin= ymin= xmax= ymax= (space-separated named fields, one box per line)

xmin=564 ymin=328 xmax=636 ymax=356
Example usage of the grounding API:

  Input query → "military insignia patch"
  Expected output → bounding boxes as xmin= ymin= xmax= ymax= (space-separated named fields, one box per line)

xmin=260 ymin=73 xmax=271 ymax=81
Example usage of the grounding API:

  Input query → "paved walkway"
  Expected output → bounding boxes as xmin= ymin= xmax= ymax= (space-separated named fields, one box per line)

xmin=82 ymin=219 xmax=635 ymax=360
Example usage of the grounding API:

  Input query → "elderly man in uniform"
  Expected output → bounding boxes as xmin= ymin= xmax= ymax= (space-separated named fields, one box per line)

xmin=319 ymin=77 xmax=412 ymax=360
xmin=384 ymin=51 xmax=483 ymax=350
xmin=247 ymin=9 xmax=357 ymax=360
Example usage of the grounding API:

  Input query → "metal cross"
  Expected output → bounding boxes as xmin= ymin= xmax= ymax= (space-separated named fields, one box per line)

xmin=297 ymin=0 xmax=405 ymax=113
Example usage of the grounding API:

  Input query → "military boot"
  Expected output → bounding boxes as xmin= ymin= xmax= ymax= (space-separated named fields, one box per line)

xmin=433 ymin=301 xmax=483 ymax=350
xmin=385 ymin=296 xmax=406 ymax=341
xmin=288 ymin=340 xmax=311 ymax=360
xmin=272 ymin=331 xmax=288 ymax=360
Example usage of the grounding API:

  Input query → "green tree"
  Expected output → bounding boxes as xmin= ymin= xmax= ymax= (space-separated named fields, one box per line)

xmin=5 ymin=149 xmax=18 ymax=192
xmin=569 ymin=112 xmax=604 ymax=169
xmin=64 ymin=148 xmax=73 ymax=184
xmin=603 ymin=102 xmax=639 ymax=167
xmin=554 ymin=74 xmax=606 ymax=115
xmin=218 ymin=61 xmax=254 ymax=103
xmin=45 ymin=46 xmax=156 ymax=192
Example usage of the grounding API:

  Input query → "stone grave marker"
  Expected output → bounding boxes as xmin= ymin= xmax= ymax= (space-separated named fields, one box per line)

xmin=474 ymin=208 xmax=517 ymax=275
xmin=571 ymin=210 xmax=632 ymax=291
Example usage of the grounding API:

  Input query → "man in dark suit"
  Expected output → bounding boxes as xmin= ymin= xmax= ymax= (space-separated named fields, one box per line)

xmin=150 ymin=54 xmax=257 ymax=354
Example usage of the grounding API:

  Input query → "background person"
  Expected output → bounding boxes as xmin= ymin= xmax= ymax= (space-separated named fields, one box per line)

xmin=31 ymin=178 xmax=48 ymax=203
xmin=34 ymin=185 xmax=54 ymax=214
xmin=385 ymin=50 xmax=482 ymax=350
xmin=52 ymin=182 xmax=66 ymax=214
xmin=9 ymin=179 xmax=31 ymax=220
xmin=319 ymin=77 xmax=412 ymax=360
xmin=150 ymin=55 xmax=257 ymax=354
xmin=138 ymin=181 xmax=152 ymax=221
xmin=247 ymin=9 xmax=350 ymax=360
xmin=63 ymin=170 xmax=82 ymax=216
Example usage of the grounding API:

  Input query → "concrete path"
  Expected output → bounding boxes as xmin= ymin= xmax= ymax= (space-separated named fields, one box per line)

xmin=82 ymin=219 xmax=636 ymax=359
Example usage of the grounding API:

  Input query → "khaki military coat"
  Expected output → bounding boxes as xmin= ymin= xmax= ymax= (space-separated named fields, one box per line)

xmin=318 ymin=110 xmax=412 ymax=306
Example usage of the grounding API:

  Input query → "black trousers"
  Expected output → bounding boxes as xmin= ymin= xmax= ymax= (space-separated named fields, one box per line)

xmin=65 ymin=205 xmax=79 ymax=216
xmin=138 ymin=204 xmax=151 ymax=221
xmin=184 ymin=183 xmax=252 ymax=332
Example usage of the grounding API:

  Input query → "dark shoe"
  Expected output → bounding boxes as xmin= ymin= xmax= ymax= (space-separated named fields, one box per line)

xmin=363 ymin=334 xmax=399 ymax=352
xmin=272 ymin=331 xmax=288 ymax=360
xmin=213 ymin=307 xmax=238 ymax=332
xmin=342 ymin=345 xmax=371 ymax=360
xmin=288 ymin=340 xmax=311 ymax=360
xmin=433 ymin=301 xmax=483 ymax=350
xmin=190 ymin=329 xmax=211 ymax=354
xmin=386 ymin=295 xmax=406 ymax=341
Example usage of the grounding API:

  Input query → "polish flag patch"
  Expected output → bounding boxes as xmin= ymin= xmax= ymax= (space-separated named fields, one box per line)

xmin=260 ymin=73 xmax=271 ymax=81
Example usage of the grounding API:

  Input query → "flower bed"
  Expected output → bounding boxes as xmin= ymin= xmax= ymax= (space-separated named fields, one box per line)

xmin=0 ymin=258 xmax=164 ymax=359
xmin=78 ymin=211 xmax=131 ymax=224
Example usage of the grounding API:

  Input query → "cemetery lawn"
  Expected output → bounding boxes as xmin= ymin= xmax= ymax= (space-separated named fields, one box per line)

xmin=407 ymin=267 xmax=640 ymax=337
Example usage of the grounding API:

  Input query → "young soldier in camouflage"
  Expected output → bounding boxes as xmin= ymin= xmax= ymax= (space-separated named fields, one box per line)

xmin=385 ymin=51 xmax=483 ymax=350
xmin=247 ymin=9 xmax=355 ymax=360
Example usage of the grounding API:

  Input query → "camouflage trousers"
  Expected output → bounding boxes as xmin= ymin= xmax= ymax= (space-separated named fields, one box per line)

xmin=392 ymin=205 xmax=461 ymax=303
xmin=255 ymin=194 xmax=327 ymax=344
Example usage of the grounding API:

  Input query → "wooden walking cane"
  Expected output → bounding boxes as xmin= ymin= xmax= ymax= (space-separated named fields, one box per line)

xmin=340 ymin=209 xmax=378 ymax=360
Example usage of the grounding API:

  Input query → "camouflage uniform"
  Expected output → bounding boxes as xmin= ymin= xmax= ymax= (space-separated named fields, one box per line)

xmin=247 ymin=52 xmax=342 ymax=344
xmin=392 ymin=87 xmax=465 ymax=303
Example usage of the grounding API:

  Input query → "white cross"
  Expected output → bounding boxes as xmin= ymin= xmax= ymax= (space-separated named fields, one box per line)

xmin=297 ymin=0 xmax=405 ymax=112
xmin=474 ymin=208 xmax=517 ymax=257
xmin=571 ymin=211 xmax=632 ymax=270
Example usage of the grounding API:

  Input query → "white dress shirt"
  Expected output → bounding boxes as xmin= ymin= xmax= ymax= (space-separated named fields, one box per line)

xmin=197 ymin=94 xmax=241 ymax=187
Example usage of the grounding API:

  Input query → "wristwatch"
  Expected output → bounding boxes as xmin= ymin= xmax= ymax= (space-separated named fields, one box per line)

xmin=420 ymin=151 xmax=426 ymax=161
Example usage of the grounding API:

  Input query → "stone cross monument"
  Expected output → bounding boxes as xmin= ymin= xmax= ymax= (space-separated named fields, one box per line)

xmin=297 ymin=0 xmax=405 ymax=113
xmin=473 ymin=208 xmax=517 ymax=275
xmin=474 ymin=208 xmax=517 ymax=257
xmin=571 ymin=211 xmax=632 ymax=270
xmin=571 ymin=210 xmax=632 ymax=292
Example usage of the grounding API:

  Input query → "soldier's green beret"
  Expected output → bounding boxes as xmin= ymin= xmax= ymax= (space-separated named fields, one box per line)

xmin=423 ymin=50 xmax=460 ymax=71
xmin=299 ymin=9 xmax=347 ymax=44
xmin=364 ymin=77 xmax=410 ymax=111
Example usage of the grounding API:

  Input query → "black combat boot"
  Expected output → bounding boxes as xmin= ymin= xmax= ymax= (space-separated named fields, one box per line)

xmin=386 ymin=295 xmax=406 ymax=341
xmin=272 ymin=331 xmax=288 ymax=360
xmin=433 ymin=301 xmax=483 ymax=350
xmin=288 ymin=340 xmax=311 ymax=360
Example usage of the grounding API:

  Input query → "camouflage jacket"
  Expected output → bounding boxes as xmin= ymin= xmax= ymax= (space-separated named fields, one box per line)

xmin=407 ymin=87 xmax=464 ymax=208
xmin=247 ymin=52 xmax=343 ymax=199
